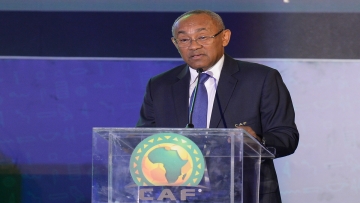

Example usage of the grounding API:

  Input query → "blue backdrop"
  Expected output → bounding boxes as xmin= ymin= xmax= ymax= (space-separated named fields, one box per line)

xmin=0 ymin=58 xmax=183 ymax=202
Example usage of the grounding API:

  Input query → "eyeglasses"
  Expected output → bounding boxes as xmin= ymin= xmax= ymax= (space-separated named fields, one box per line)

xmin=173 ymin=29 xmax=224 ymax=48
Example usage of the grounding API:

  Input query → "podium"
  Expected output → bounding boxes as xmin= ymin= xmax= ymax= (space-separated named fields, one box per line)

xmin=92 ymin=128 xmax=274 ymax=203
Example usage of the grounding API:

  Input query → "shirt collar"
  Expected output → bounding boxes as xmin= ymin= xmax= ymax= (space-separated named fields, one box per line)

xmin=189 ymin=54 xmax=225 ymax=84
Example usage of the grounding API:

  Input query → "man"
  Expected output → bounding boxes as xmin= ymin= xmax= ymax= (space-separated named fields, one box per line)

xmin=137 ymin=10 xmax=299 ymax=203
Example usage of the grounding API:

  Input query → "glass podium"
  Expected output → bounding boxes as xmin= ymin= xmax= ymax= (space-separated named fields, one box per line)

xmin=92 ymin=128 xmax=274 ymax=203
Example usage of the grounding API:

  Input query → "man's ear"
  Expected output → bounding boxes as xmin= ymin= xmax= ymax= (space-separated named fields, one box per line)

xmin=171 ymin=38 xmax=181 ymax=53
xmin=171 ymin=38 xmax=178 ymax=47
xmin=222 ymin=29 xmax=231 ymax=47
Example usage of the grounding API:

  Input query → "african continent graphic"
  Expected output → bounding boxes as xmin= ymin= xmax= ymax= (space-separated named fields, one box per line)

xmin=130 ymin=133 xmax=205 ymax=186
xmin=142 ymin=144 xmax=193 ymax=185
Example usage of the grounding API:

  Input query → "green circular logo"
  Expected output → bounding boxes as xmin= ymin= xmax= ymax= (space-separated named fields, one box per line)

xmin=129 ymin=133 xmax=205 ymax=186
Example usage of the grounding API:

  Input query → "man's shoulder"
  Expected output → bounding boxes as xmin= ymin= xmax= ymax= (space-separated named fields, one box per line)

xmin=150 ymin=63 xmax=188 ymax=83
xmin=229 ymin=58 xmax=284 ymax=86
xmin=236 ymin=59 xmax=274 ymax=73
xmin=224 ymin=54 xmax=275 ymax=75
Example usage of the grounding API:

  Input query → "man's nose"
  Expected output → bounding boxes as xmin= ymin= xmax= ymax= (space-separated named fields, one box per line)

xmin=188 ymin=39 xmax=202 ymax=49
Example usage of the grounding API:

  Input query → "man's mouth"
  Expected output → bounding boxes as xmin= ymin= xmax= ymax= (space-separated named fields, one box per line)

xmin=191 ymin=54 xmax=204 ymax=59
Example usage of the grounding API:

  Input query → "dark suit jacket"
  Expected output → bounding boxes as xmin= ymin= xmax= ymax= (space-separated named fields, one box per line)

xmin=137 ymin=54 xmax=299 ymax=203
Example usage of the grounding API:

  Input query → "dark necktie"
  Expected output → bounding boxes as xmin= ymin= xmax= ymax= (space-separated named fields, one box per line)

xmin=190 ymin=73 xmax=210 ymax=128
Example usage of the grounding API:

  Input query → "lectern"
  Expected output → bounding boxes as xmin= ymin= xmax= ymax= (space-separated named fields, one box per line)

xmin=92 ymin=128 xmax=274 ymax=203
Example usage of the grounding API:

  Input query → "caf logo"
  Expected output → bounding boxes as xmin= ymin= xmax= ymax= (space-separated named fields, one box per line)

xmin=130 ymin=133 xmax=205 ymax=186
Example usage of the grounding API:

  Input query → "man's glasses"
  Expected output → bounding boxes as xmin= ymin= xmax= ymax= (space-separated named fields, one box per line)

xmin=173 ymin=29 xmax=224 ymax=48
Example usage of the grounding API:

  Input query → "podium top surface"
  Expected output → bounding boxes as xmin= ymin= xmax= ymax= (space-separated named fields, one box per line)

xmin=93 ymin=127 xmax=275 ymax=158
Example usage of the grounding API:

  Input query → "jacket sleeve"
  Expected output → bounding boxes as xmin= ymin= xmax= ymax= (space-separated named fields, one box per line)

xmin=260 ymin=69 xmax=299 ymax=158
xmin=136 ymin=79 xmax=156 ymax=127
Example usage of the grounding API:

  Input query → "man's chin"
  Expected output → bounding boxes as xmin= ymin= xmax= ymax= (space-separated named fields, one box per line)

xmin=187 ymin=63 xmax=210 ymax=71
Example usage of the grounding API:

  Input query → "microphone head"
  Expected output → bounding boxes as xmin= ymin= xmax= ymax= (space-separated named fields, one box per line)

xmin=196 ymin=68 xmax=204 ymax=73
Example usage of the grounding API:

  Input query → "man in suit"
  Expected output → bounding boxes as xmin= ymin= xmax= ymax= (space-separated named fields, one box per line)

xmin=137 ymin=10 xmax=299 ymax=203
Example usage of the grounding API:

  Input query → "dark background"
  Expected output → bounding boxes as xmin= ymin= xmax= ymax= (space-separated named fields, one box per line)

xmin=1 ymin=11 xmax=360 ymax=59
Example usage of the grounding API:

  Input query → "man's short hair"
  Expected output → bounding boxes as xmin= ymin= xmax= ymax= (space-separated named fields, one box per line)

xmin=172 ymin=10 xmax=226 ymax=36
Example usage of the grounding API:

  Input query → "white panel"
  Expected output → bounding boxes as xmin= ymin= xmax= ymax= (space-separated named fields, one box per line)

xmin=244 ymin=59 xmax=360 ymax=202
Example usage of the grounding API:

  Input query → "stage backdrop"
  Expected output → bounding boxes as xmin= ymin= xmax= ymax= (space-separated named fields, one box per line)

xmin=1 ymin=0 xmax=360 ymax=12
xmin=1 ymin=57 xmax=360 ymax=202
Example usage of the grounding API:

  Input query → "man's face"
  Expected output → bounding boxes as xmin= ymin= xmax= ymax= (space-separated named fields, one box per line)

xmin=172 ymin=13 xmax=231 ymax=71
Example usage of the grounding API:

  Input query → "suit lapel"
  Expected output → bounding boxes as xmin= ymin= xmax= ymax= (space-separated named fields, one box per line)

xmin=172 ymin=66 xmax=190 ymax=127
xmin=210 ymin=54 xmax=240 ymax=128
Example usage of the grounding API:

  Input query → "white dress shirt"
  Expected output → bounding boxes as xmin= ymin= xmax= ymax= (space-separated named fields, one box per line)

xmin=189 ymin=55 xmax=224 ymax=128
